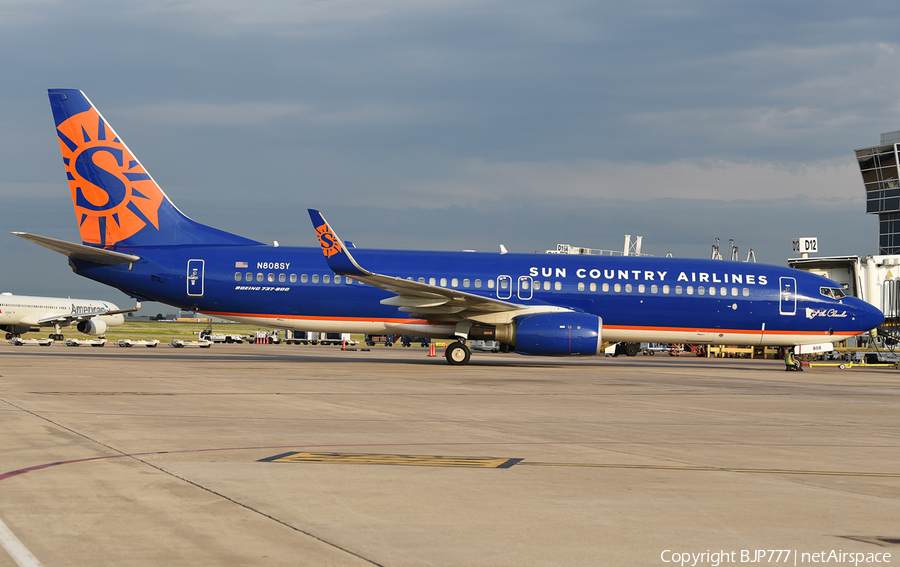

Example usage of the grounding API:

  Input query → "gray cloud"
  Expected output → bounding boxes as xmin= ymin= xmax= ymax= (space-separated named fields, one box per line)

xmin=0 ymin=0 xmax=896 ymax=312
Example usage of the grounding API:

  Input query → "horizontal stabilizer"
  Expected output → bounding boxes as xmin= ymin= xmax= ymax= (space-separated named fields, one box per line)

xmin=11 ymin=232 xmax=140 ymax=265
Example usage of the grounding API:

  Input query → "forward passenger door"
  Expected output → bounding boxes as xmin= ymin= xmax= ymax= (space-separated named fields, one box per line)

xmin=779 ymin=277 xmax=796 ymax=316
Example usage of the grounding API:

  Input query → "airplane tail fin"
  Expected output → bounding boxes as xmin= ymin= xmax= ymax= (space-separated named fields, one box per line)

xmin=48 ymin=89 xmax=261 ymax=248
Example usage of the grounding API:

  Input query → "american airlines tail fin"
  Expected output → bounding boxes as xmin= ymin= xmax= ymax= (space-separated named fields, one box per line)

xmin=48 ymin=89 xmax=261 ymax=248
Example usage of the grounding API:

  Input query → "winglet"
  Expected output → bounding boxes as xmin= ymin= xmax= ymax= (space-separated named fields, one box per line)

xmin=307 ymin=210 xmax=369 ymax=277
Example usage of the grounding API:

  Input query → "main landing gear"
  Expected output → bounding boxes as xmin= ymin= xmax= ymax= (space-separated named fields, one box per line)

xmin=445 ymin=341 xmax=471 ymax=365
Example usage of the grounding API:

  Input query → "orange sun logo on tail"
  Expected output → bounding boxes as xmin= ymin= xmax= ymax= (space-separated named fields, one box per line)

xmin=315 ymin=223 xmax=343 ymax=258
xmin=56 ymin=109 xmax=164 ymax=247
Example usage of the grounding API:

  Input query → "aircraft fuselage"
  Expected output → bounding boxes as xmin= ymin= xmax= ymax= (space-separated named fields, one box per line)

xmin=71 ymin=244 xmax=879 ymax=347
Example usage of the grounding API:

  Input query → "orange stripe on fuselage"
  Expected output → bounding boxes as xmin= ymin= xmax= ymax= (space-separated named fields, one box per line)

xmin=603 ymin=325 xmax=845 ymax=337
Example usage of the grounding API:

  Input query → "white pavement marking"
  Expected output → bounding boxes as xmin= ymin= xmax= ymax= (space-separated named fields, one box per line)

xmin=0 ymin=516 xmax=43 ymax=567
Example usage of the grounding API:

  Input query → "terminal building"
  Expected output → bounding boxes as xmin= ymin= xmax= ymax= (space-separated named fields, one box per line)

xmin=787 ymin=129 xmax=900 ymax=339
xmin=857 ymin=130 xmax=900 ymax=254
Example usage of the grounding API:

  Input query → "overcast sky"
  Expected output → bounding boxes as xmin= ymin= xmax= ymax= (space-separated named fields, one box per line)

xmin=1 ymin=0 xmax=898 ymax=314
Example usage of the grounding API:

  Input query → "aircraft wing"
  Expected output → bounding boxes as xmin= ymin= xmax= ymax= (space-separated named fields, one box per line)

xmin=36 ymin=302 xmax=141 ymax=326
xmin=38 ymin=311 xmax=108 ymax=325
xmin=307 ymin=209 xmax=522 ymax=319
xmin=360 ymin=272 xmax=518 ymax=316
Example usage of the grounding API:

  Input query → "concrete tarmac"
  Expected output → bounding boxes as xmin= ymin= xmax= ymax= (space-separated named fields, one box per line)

xmin=0 ymin=343 xmax=898 ymax=566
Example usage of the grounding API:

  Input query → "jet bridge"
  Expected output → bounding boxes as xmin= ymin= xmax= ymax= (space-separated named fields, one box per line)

xmin=788 ymin=254 xmax=900 ymax=344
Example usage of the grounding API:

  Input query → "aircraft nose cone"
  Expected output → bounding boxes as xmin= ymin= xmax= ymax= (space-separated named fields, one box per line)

xmin=858 ymin=300 xmax=884 ymax=332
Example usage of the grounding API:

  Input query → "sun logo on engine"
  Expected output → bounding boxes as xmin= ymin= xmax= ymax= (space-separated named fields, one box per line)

xmin=56 ymin=109 xmax=164 ymax=247
xmin=315 ymin=223 xmax=343 ymax=258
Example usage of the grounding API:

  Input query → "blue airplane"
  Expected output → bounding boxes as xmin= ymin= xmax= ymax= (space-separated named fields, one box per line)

xmin=13 ymin=89 xmax=884 ymax=364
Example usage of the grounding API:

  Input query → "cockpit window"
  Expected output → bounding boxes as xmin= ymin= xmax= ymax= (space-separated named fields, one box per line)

xmin=820 ymin=287 xmax=847 ymax=299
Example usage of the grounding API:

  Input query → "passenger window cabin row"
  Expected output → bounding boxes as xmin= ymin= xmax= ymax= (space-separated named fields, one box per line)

xmin=575 ymin=282 xmax=751 ymax=297
xmin=232 ymin=272 xmax=753 ymax=297
xmin=234 ymin=272 xmax=354 ymax=284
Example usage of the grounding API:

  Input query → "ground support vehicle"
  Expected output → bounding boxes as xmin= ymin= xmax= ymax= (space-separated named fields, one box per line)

xmin=284 ymin=331 xmax=356 ymax=345
xmin=171 ymin=338 xmax=212 ymax=348
xmin=400 ymin=335 xmax=431 ymax=347
xmin=116 ymin=339 xmax=160 ymax=347
xmin=199 ymin=328 xmax=244 ymax=343
xmin=603 ymin=342 xmax=642 ymax=357
xmin=284 ymin=330 xmax=315 ymax=345
xmin=468 ymin=340 xmax=499 ymax=352
xmin=365 ymin=334 xmax=399 ymax=347
xmin=64 ymin=338 xmax=107 ymax=347
xmin=9 ymin=337 xmax=53 ymax=346
xmin=250 ymin=331 xmax=282 ymax=344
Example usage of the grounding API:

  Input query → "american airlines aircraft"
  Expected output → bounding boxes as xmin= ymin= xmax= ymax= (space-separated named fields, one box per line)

xmin=0 ymin=292 xmax=136 ymax=340
xmin=12 ymin=89 xmax=884 ymax=364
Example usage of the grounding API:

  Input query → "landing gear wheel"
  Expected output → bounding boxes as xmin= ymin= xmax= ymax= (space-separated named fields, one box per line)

xmin=445 ymin=341 xmax=471 ymax=365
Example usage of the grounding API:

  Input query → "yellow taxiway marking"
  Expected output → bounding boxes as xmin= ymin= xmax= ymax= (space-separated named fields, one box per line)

xmin=518 ymin=462 xmax=900 ymax=477
xmin=259 ymin=451 xmax=522 ymax=468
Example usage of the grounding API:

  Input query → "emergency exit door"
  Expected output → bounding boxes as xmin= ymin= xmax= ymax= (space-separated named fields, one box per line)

xmin=517 ymin=276 xmax=534 ymax=300
xmin=497 ymin=275 xmax=512 ymax=299
xmin=187 ymin=259 xmax=205 ymax=297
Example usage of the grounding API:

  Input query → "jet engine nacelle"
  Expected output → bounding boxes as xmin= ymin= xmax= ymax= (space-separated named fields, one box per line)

xmin=1 ymin=325 xmax=33 ymax=336
xmin=497 ymin=312 xmax=603 ymax=356
xmin=76 ymin=318 xmax=108 ymax=336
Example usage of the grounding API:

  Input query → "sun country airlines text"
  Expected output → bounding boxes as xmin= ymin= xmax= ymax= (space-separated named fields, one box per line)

xmin=529 ymin=267 xmax=768 ymax=286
